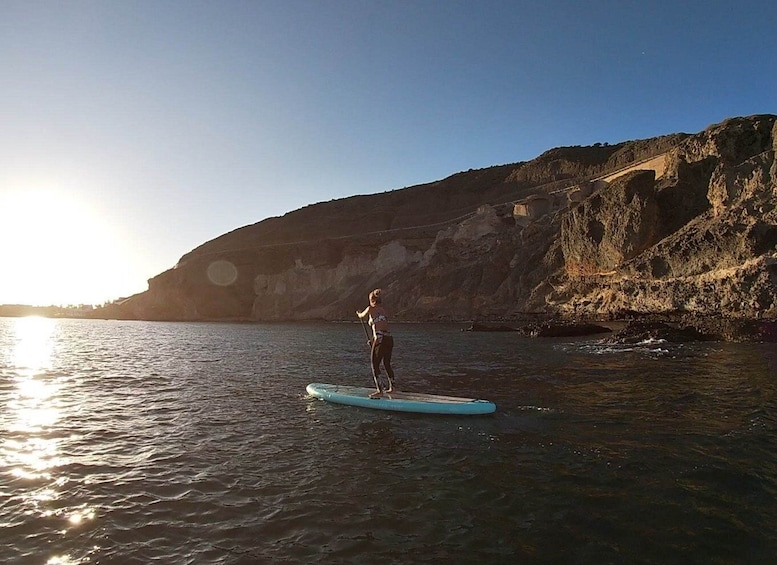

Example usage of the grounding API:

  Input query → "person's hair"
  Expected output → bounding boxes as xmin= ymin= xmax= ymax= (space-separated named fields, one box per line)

xmin=369 ymin=288 xmax=382 ymax=304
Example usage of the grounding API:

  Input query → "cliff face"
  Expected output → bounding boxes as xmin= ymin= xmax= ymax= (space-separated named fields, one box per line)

xmin=106 ymin=115 xmax=777 ymax=322
xmin=553 ymin=115 xmax=777 ymax=319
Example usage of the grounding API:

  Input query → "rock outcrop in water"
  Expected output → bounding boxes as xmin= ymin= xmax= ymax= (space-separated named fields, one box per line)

xmin=98 ymin=115 xmax=777 ymax=332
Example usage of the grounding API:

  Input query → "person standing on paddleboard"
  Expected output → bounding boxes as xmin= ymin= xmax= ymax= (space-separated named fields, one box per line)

xmin=356 ymin=288 xmax=396 ymax=398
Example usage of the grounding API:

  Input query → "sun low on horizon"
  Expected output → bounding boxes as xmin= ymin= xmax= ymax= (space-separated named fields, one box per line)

xmin=0 ymin=186 xmax=146 ymax=307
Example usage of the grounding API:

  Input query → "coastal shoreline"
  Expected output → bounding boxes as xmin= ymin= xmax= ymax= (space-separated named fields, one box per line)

xmin=3 ymin=305 xmax=775 ymax=343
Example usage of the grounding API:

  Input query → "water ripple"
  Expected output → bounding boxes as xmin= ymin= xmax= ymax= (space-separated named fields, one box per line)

xmin=2 ymin=319 xmax=777 ymax=562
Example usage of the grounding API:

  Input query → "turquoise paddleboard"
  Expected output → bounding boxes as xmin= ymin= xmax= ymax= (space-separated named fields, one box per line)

xmin=306 ymin=383 xmax=496 ymax=415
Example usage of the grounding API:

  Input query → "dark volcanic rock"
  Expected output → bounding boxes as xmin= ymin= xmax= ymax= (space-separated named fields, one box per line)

xmin=679 ymin=315 xmax=777 ymax=342
xmin=519 ymin=322 xmax=613 ymax=337
xmin=608 ymin=317 xmax=777 ymax=343
xmin=607 ymin=321 xmax=714 ymax=344
xmin=465 ymin=322 xmax=519 ymax=332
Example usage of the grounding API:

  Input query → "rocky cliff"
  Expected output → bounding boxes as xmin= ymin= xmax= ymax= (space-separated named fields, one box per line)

xmin=102 ymin=115 xmax=777 ymax=323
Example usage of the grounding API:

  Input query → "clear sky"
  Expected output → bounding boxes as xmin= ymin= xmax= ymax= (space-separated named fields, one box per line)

xmin=1 ymin=0 xmax=775 ymax=306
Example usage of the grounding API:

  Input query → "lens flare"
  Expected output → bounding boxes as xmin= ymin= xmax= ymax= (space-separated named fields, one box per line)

xmin=207 ymin=260 xmax=238 ymax=286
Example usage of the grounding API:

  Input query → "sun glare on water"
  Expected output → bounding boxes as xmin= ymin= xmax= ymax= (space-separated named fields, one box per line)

xmin=0 ymin=317 xmax=99 ymax=563
xmin=0 ymin=187 xmax=140 ymax=306
xmin=5 ymin=317 xmax=61 ymax=480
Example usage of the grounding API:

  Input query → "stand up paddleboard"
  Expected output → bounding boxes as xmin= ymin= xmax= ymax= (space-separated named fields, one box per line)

xmin=306 ymin=383 xmax=496 ymax=415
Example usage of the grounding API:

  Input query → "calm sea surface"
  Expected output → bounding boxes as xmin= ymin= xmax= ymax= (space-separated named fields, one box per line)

xmin=2 ymin=317 xmax=777 ymax=564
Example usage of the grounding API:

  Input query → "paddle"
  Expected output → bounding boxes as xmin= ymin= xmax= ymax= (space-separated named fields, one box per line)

xmin=357 ymin=312 xmax=372 ymax=346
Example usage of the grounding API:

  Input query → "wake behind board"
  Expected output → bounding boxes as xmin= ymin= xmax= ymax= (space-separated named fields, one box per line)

xmin=306 ymin=383 xmax=496 ymax=415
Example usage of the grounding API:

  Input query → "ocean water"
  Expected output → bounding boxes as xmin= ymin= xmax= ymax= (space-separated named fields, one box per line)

xmin=2 ymin=317 xmax=777 ymax=564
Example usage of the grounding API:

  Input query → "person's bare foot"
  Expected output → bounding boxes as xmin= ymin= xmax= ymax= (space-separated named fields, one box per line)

xmin=369 ymin=390 xmax=382 ymax=398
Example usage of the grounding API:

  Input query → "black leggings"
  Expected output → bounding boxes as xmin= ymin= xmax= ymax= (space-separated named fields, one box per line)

xmin=371 ymin=335 xmax=395 ymax=390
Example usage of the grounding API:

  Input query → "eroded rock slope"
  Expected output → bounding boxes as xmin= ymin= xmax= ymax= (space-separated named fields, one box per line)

xmin=102 ymin=115 xmax=776 ymax=322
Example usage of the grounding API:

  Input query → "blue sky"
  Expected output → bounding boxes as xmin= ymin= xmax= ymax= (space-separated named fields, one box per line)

xmin=1 ymin=0 xmax=775 ymax=305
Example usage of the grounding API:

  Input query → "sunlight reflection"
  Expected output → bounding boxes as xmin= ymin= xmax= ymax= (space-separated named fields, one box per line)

xmin=45 ymin=546 xmax=101 ymax=565
xmin=4 ymin=318 xmax=63 ymax=479
xmin=46 ymin=545 xmax=100 ymax=565
xmin=2 ymin=317 xmax=63 ymax=479
xmin=6 ymin=437 xmax=64 ymax=480
xmin=1 ymin=317 xmax=98 ymax=562
xmin=32 ymin=487 xmax=59 ymax=503
xmin=47 ymin=556 xmax=79 ymax=565
xmin=12 ymin=316 xmax=55 ymax=374
xmin=68 ymin=507 xmax=96 ymax=525
xmin=9 ymin=377 xmax=60 ymax=433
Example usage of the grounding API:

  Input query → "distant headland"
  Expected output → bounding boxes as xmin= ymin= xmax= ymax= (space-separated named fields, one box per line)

xmin=0 ymin=304 xmax=98 ymax=318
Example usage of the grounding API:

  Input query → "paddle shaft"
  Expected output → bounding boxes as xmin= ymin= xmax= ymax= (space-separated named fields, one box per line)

xmin=358 ymin=313 xmax=372 ymax=345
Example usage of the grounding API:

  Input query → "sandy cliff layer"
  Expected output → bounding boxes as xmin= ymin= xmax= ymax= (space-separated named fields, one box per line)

xmin=102 ymin=115 xmax=776 ymax=323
